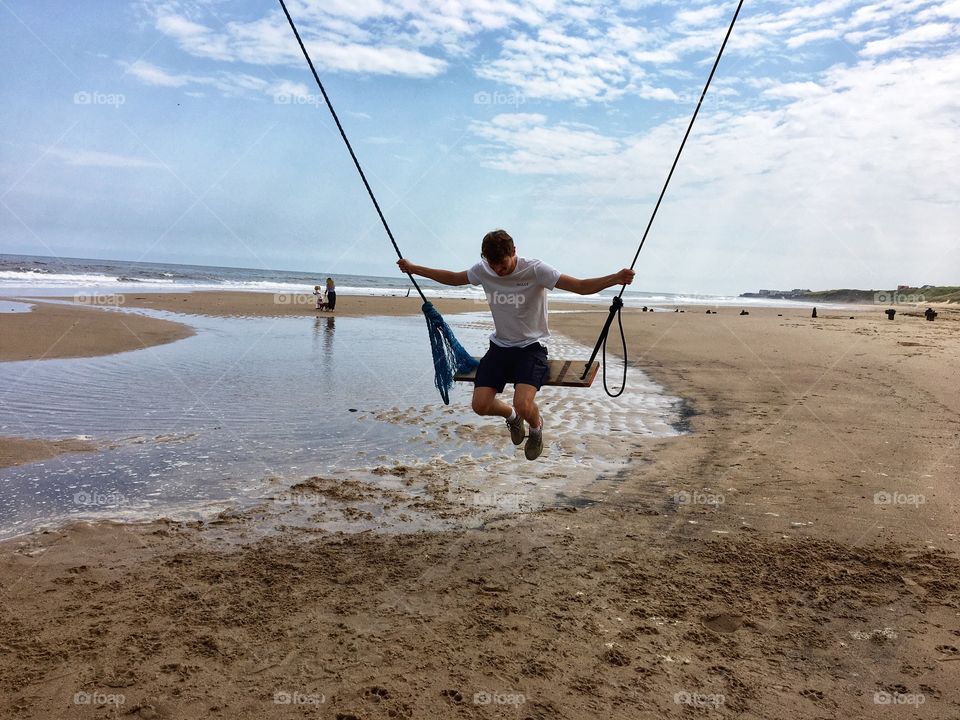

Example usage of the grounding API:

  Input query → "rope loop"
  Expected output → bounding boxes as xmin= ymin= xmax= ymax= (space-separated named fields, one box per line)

xmin=600 ymin=297 xmax=627 ymax=398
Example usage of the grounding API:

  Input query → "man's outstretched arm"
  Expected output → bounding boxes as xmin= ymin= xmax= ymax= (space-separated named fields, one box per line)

xmin=555 ymin=268 xmax=635 ymax=295
xmin=398 ymin=259 xmax=470 ymax=287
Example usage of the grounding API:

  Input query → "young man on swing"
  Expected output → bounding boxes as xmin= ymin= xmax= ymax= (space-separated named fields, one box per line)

xmin=398 ymin=229 xmax=635 ymax=460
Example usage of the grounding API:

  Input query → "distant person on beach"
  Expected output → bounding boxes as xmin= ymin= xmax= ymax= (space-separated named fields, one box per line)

xmin=398 ymin=229 xmax=634 ymax=461
xmin=324 ymin=277 xmax=336 ymax=312
xmin=314 ymin=285 xmax=325 ymax=311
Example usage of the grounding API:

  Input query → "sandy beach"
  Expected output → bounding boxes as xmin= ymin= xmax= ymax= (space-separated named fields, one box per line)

xmin=1 ymin=293 xmax=958 ymax=719
xmin=57 ymin=290 xmax=510 ymax=318
xmin=0 ymin=299 xmax=194 ymax=363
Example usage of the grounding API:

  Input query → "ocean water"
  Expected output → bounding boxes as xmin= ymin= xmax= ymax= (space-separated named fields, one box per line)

xmin=0 ymin=304 xmax=685 ymax=539
xmin=0 ymin=253 xmax=822 ymax=308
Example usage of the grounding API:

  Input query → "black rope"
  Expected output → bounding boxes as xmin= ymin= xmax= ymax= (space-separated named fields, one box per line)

xmin=277 ymin=0 xmax=427 ymax=303
xmin=582 ymin=0 xmax=745 ymax=393
xmin=600 ymin=297 xmax=628 ymax=397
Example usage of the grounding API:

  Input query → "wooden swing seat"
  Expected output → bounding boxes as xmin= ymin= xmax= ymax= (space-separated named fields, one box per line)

xmin=454 ymin=359 xmax=600 ymax=388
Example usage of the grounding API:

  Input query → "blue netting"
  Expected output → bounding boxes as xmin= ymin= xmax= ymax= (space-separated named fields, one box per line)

xmin=422 ymin=301 xmax=479 ymax=405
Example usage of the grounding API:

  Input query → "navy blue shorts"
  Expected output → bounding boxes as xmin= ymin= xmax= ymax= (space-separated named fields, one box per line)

xmin=474 ymin=341 xmax=549 ymax=392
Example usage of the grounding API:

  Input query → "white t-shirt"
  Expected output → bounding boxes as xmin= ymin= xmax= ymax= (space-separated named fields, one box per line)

xmin=467 ymin=257 xmax=561 ymax=348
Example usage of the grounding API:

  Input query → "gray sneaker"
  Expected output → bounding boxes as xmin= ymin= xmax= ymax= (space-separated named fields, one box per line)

xmin=524 ymin=428 xmax=543 ymax=460
xmin=506 ymin=414 xmax=525 ymax=445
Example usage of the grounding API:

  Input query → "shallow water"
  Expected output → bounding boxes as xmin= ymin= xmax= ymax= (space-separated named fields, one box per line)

xmin=0 ymin=308 xmax=683 ymax=539
xmin=0 ymin=300 xmax=32 ymax=313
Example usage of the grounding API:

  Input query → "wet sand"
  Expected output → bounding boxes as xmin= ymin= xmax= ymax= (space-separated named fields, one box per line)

xmin=0 ymin=300 xmax=194 ymax=470
xmin=0 ymin=436 xmax=97 ymax=470
xmin=56 ymin=290 xmax=505 ymax=318
xmin=0 ymin=300 xmax=194 ymax=362
xmin=1 ymin=297 xmax=959 ymax=718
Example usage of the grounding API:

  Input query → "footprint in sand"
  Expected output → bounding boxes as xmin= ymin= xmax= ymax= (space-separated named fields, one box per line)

xmin=701 ymin=612 xmax=745 ymax=633
xmin=602 ymin=648 xmax=631 ymax=666
xmin=364 ymin=686 xmax=391 ymax=701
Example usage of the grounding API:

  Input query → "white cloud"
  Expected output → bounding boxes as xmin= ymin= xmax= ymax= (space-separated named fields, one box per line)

xmin=477 ymin=27 xmax=637 ymax=102
xmin=488 ymin=113 xmax=548 ymax=127
xmin=844 ymin=0 xmax=930 ymax=31
xmin=843 ymin=28 xmax=887 ymax=44
xmin=471 ymin=113 xmax=624 ymax=174
xmin=918 ymin=0 xmax=960 ymax=19
xmin=466 ymin=49 xmax=960 ymax=289
xmin=151 ymin=5 xmax=443 ymax=75
xmin=126 ymin=60 xmax=195 ymax=87
xmin=786 ymin=28 xmax=840 ymax=49
xmin=861 ymin=22 xmax=955 ymax=56
xmin=155 ymin=11 xmax=234 ymax=62
xmin=43 ymin=147 xmax=165 ymax=169
xmin=132 ymin=0 xmax=960 ymax=108
xmin=302 ymin=41 xmax=446 ymax=77
xmin=147 ymin=0 xmax=548 ymax=77
xmin=124 ymin=60 xmax=310 ymax=100
xmin=675 ymin=6 xmax=726 ymax=27
xmin=762 ymin=80 xmax=828 ymax=99
xmin=474 ymin=50 xmax=960 ymax=182
xmin=139 ymin=1 xmax=743 ymax=103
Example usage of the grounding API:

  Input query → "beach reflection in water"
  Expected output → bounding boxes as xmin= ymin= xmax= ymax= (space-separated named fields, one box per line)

xmin=0 ymin=309 xmax=683 ymax=539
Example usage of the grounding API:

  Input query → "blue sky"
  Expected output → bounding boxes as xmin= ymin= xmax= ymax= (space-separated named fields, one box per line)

xmin=1 ymin=0 xmax=957 ymax=294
